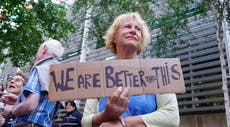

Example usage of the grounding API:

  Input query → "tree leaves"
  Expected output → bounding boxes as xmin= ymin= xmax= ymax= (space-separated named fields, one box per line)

xmin=0 ymin=0 xmax=76 ymax=67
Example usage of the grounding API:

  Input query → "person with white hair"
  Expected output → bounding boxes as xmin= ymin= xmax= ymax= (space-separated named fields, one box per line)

xmin=1 ymin=39 xmax=64 ymax=127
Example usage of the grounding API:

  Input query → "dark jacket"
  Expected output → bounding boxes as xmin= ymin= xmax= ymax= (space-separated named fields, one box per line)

xmin=61 ymin=110 xmax=82 ymax=127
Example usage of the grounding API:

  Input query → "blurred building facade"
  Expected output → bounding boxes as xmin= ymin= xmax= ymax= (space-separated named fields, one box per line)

xmin=1 ymin=4 xmax=230 ymax=127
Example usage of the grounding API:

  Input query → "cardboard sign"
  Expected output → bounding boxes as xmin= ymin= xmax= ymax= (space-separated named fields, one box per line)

xmin=49 ymin=58 xmax=185 ymax=101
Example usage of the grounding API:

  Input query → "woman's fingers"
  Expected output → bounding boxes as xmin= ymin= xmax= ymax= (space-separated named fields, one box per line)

xmin=120 ymin=87 xmax=129 ymax=98
xmin=116 ymin=87 xmax=129 ymax=105
xmin=110 ymin=87 xmax=123 ymax=103
xmin=110 ymin=87 xmax=129 ymax=105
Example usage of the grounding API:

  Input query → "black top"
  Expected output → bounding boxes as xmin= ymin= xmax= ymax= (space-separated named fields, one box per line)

xmin=61 ymin=110 xmax=83 ymax=127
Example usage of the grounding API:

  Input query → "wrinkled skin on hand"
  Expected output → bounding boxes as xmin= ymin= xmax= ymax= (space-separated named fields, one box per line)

xmin=103 ymin=87 xmax=129 ymax=121
xmin=0 ymin=112 xmax=5 ymax=126
xmin=0 ymin=105 xmax=12 ymax=119
xmin=0 ymin=92 xmax=18 ymax=105
xmin=99 ymin=120 xmax=123 ymax=127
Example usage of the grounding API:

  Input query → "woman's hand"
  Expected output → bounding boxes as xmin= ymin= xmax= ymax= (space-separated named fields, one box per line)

xmin=104 ymin=87 xmax=129 ymax=120
xmin=1 ymin=93 xmax=18 ymax=105
xmin=1 ymin=104 xmax=13 ymax=119
xmin=100 ymin=116 xmax=147 ymax=127
xmin=99 ymin=120 xmax=123 ymax=127
xmin=0 ymin=113 xmax=5 ymax=126
xmin=92 ymin=87 xmax=129 ymax=127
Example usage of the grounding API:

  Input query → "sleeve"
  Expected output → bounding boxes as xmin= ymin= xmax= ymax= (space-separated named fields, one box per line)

xmin=81 ymin=99 xmax=99 ymax=127
xmin=140 ymin=94 xmax=180 ymax=127
xmin=23 ymin=69 xmax=41 ymax=96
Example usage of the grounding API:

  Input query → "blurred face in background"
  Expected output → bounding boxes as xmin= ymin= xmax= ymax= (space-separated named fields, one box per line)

xmin=65 ymin=102 xmax=76 ymax=113
xmin=7 ymin=75 xmax=25 ymax=95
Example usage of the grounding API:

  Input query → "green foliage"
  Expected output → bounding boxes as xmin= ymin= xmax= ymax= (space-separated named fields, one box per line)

xmin=0 ymin=0 xmax=76 ymax=67
xmin=72 ymin=0 xmax=230 ymax=57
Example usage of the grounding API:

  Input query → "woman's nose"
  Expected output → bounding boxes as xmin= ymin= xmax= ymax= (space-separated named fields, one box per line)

xmin=129 ymin=27 xmax=136 ymax=34
xmin=10 ymin=79 xmax=15 ymax=83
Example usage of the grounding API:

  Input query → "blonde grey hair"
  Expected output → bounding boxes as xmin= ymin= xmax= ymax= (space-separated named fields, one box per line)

xmin=103 ymin=12 xmax=151 ymax=55
xmin=43 ymin=39 xmax=64 ymax=59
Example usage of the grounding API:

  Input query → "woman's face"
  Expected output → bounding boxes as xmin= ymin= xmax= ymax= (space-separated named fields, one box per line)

xmin=114 ymin=17 xmax=143 ymax=53
xmin=66 ymin=103 xmax=75 ymax=113
xmin=7 ymin=75 xmax=24 ymax=95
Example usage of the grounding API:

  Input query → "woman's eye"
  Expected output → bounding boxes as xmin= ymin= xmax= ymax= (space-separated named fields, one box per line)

xmin=135 ymin=26 xmax=141 ymax=31
xmin=124 ymin=25 xmax=131 ymax=28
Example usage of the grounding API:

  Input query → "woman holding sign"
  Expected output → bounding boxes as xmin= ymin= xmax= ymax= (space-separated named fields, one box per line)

xmin=81 ymin=12 xmax=180 ymax=127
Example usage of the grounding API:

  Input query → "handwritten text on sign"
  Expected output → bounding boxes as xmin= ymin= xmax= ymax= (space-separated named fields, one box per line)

xmin=48 ymin=58 xmax=185 ymax=101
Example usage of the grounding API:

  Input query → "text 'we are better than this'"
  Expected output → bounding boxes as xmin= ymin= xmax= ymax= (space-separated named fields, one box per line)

xmin=48 ymin=59 xmax=185 ymax=101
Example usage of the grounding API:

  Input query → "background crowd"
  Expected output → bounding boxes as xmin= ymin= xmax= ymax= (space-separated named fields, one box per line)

xmin=0 ymin=12 xmax=179 ymax=127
